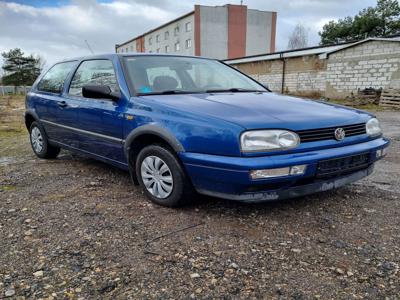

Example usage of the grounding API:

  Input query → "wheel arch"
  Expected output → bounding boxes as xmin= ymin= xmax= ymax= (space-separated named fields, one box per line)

xmin=24 ymin=110 xmax=40 ymax=131
xmin=124 ymin=124 xmax=185 ymax=185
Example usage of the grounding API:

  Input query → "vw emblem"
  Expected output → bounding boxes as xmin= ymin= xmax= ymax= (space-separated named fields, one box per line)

xmin=334 ymin=128 xmax=346 ymax=141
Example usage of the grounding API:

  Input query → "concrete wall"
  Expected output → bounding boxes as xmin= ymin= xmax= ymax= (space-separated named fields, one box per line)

xmin=144 ymin=13 xmax=195 ymax=55
xmin=199 ymin=6 xmax=228 ymax=60
xmin=117 ymin=40 xmax=136 ymax=53
xmin=231 ymin=40 xmax=400 ymax=99
xmin=326 ymin=40 xmax=400 ymax=98
xmin=246 ymin=10 xmax=274 ymax=56
xmin=116 ymin=14 xmax=195 ymax=55
xmin=116 ymin=5 xmax=276 ymax=60
xmin=235 ymin=55 xmax=326 ymax=96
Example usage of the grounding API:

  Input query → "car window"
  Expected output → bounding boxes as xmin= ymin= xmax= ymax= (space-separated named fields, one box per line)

xmin=123 ymin=56 xmax=266 ymax=95
xmin=146 ymin=67 xmax=183 ymax=92
xmin=69 ymin=60 xmax=119 ymax=97
xmin=37 ymin=61 xmax=76 ymax=93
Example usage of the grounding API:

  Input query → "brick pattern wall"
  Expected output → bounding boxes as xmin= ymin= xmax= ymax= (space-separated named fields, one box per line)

xmin=232 ymin=40 xmax=400 ymax=99
xmin=326 ymin=41 xmax=400 ymax=98
xmin=236 ymin=55 xmax=326 ymax=96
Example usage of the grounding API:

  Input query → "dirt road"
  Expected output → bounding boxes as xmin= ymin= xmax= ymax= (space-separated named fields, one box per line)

xmin=0 ymin=98 xmax=399 ymax=299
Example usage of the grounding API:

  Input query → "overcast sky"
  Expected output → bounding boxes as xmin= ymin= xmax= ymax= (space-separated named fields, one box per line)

xmin=0 ymin=0 xmax=377 ymax=67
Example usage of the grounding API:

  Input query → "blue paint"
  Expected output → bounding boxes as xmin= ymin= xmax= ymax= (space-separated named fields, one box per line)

xmin=25 ymin=53 xmax=390 ymax=202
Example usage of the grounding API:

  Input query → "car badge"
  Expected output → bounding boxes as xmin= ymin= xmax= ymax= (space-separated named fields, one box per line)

xmin=334 ymin=128 xmax=346 ymax=141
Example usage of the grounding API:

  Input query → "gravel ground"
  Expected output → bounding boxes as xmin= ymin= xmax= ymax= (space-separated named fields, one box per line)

xmin=0 ymin=108 xmax=399 ymax=299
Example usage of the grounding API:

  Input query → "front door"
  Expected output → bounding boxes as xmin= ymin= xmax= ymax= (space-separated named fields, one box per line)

xmin=65 ymin=59 xmax=126 ymax=163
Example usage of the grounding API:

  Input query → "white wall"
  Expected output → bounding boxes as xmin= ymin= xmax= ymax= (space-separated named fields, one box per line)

xmin=144 ymin=14 xmax=195 ymax=56
xmin=246 ymin=10 xmax=273 ymax=56
xmin=199 ymin=6 xmax=228 ymax=60
xmin=117 ymin=40 xmax=136 ymax=53
xmin=326 ymin=41 xmax=400 ymax=97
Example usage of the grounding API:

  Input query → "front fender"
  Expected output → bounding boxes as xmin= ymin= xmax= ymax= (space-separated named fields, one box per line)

xmin=124 ymin=124 xmax=185 ymax=158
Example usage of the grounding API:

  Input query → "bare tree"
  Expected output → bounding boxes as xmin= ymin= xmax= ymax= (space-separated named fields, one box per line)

xmin=287 ymin=24 xmax=309 ymax=50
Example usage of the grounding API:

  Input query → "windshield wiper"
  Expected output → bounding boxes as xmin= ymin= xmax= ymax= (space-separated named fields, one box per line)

xmin=205 ymin=88 xmax=264 ymax=93
xmin=137 ymin=90 xmax=198 ymax=96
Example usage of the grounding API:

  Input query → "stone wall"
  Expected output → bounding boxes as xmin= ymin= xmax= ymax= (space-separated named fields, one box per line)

xmin=231 ymin=39 xmax=400 ymax=99
xmin=235 ymin=55 xmax=326 ymax=97
xmin=326 ymin=41 xmax=400 ymax=98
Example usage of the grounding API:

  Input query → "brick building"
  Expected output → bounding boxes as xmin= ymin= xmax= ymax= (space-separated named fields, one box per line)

xmin=225 ymin=37 xmax=400 ymax=99
xmin=115 ymin=4 xmax=277 ymax=60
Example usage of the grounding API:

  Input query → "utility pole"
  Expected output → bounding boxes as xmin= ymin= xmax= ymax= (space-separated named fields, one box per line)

xmin=84 ymin=40 xmax=95 ymax=55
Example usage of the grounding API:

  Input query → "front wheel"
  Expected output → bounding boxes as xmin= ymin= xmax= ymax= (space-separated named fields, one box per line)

xmin=29 ymin=121 xmax=60 ymax=159
xmin=136 ymin=145 xmax=195 ymax=207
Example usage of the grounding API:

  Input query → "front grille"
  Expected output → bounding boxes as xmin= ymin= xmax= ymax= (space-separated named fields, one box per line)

xmin=316 ymin=152 xmax=370 ymax=178
xmin=297 ymin=123 xmax=366 ymax=143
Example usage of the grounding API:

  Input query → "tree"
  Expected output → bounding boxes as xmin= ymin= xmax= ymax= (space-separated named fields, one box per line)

xmin=319 ymin=0 xmax=400 ymax=45
xmin=287 ymin=24 xmax=309 ymax=50
xmin=1 ymin=48 xmax=43 ymax=86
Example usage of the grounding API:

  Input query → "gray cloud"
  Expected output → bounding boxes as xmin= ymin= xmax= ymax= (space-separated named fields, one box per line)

xmin=0 ymin=0 xmax=378 ymax=67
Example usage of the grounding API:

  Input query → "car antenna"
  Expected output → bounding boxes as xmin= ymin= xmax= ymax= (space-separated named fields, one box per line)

xmin=84 ymin=40 xmax=95 ymax=55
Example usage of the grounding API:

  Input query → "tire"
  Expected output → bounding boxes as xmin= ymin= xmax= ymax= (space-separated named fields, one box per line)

xmin=136 ymin=145 xmax=195 ymax=207
xmin=29 ymin=121 xmax=60 ymax=159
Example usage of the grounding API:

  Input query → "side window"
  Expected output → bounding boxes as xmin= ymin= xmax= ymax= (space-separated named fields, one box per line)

xmin=37 ymin=61 xmax=76 ymax=93
xmin=69 ymin=60 xmax=119 ymax=97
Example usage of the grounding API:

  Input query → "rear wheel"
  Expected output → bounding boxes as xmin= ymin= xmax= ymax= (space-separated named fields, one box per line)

xmin=136 ymin=145 xmax=194 ymax=207
xmin=29 ymin=121 xmax=60 ymax=159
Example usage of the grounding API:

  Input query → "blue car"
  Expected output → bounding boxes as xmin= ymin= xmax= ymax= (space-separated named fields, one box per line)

xmin=25 ymin=54 xmax=389 ymax=207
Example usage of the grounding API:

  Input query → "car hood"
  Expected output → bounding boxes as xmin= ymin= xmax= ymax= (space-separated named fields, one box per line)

xmin=140 ymin=92 xmax=372 ymax=130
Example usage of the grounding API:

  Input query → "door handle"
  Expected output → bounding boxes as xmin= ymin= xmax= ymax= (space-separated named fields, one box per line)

xmin=58 ymin=101 xmax=68 ymax=108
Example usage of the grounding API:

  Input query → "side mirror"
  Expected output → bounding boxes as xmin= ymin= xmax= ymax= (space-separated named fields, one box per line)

xmin=82 ymin=85 xmax=120 ymax=101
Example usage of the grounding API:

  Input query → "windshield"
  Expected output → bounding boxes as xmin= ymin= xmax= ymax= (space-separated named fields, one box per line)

xmin=123 ymin=55 xmax=267 ymax=95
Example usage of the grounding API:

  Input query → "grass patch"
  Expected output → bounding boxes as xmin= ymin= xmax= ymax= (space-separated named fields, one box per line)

xmin=0 ymin=95 xmax=26 ymax=136
xmin=0 ymin=185 xmax=16 ymax=191
xmin=323 ymin=99 xmax=385 ymax=112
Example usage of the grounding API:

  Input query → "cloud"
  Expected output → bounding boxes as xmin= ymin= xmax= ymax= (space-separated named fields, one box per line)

xmin=0 ymin=0 xmax=378 ymax=67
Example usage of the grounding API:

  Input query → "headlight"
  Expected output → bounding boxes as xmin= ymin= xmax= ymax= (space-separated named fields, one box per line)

xmin=366 ymin=118 xmax=382 ymax=137
xmin=240 ymin=130 xmax=300 ymax=152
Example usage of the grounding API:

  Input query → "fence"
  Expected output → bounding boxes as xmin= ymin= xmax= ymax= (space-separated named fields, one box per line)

xmin=0 ymin=86 xmax=31 ymax=95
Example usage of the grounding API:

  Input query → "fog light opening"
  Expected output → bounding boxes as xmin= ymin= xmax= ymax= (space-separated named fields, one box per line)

xmin=250 ymin=164 xmax=307 ymax=180
xmin=376 ymin=148 xmax=387 ymax=158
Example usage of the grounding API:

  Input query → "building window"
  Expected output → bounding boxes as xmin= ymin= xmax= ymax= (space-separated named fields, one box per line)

xmin=185 ymin=22 xmax=192 ymax=32
xmin=149 ymin=37 xmax=152 ymax=45
xmin=185 ymin=39 xmax=192 ymax=49
xmin=130 ymin=45 xmax=134 ymax=52
xmin=156 ymin=34 xmax=160 ymax=42
xmin=165 ymin=45 xmax=170 ymax=53
xmin=175 ymin=42 xmax=180 ymax=51
xmin=165 ymin=31 xmax=169 ymax=40
xmin=174 ymin=26 xmax=179 ymax=36
xmin=156 ymin=48 xmax=160 ymax=53
xmin=126 ymin=47 xmax=128 ymax=52
xmin=149 ymin=50 xmax=153 ymax=53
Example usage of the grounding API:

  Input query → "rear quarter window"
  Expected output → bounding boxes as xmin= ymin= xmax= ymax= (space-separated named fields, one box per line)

xmin=37 ymin=61 xmax=76 ymax=93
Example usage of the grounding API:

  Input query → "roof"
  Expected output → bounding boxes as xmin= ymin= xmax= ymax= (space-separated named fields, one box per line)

xmin=320 ymin=37 xmax=400 ymax=58
xmin=225 ymin=36 xmax=400 ymax=64
xmin=115 ymin=10 xmax=194 ymax=48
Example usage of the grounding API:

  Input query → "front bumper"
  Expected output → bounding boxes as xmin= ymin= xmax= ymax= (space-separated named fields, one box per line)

xmin=179 ymin=137 xmax=390 ymax=202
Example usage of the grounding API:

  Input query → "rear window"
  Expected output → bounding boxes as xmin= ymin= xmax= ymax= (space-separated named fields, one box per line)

xmin=37 ymin=61 xmax=76 ymax=93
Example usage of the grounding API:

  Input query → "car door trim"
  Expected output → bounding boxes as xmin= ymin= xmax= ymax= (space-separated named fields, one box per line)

xmin=41 ymin=119 xmax=124 ymax=144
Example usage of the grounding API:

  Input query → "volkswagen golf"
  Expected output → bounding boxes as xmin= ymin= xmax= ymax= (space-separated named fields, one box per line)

xmin=25 ymin=54 xmax=389 ymax=207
